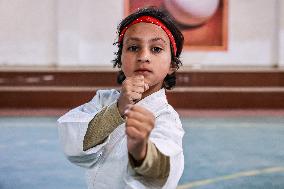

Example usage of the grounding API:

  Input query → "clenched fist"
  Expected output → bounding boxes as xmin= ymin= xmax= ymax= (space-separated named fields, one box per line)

xmin=124 ymin=105 xmax=155 ymax=162
xmin=117 ymin=75 xmax=149 ymax=116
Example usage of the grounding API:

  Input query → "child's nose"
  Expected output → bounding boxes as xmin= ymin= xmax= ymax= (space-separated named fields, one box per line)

xmin=137 ymin=48 xmax=150 ymax=63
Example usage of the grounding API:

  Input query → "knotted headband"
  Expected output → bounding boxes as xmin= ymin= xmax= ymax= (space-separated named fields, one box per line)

xmin=118 ymin=16 xmax=177 ymax=56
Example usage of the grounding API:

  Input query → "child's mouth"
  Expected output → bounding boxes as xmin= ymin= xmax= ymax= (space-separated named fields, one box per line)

xmin=135 ymin=70 xmax=150 ymax=74
xmin=135 ymin=69 xmax=152 ymax=74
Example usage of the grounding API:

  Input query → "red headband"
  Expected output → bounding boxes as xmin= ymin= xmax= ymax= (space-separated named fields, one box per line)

xmin=118 ymin=16 xmax=177 ymax=55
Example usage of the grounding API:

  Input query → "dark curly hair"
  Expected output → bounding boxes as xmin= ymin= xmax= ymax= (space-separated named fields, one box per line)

xmin=112 ymin=7 xmax=184 ymax=90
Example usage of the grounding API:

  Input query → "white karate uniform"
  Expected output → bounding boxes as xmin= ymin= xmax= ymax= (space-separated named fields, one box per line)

xmin=57 ymin=88 xmax=184 ymax=189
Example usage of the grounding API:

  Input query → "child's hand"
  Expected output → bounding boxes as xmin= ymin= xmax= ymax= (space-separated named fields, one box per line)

xmin=117 ymin=75 xmax=149 ymax=116
xmin=124 ymin=105 xmax=155 ymax=162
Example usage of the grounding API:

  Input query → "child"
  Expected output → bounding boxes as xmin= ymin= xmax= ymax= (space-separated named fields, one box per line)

xmin=58 ymin=7 xmax=184 ymax=189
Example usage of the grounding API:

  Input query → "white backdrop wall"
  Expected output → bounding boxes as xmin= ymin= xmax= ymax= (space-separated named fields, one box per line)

xmin=279 ymin=0 xmax=284 ymax=67
xmin=0 ymin=0 xmax=283 ymax=68
xmin=0 ymin=0 xmax=57 ymax=66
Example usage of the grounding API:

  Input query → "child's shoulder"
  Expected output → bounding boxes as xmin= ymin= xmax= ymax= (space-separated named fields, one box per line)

xmin=162 ymin=103 xmax=180 ymax=118
xmin=166 ymin=104 xmax=179 ymax=117
xmin=157 ymin=103 xmax=181 ymax=125
xmin=153 ymin=104 xmax=184 ymax=144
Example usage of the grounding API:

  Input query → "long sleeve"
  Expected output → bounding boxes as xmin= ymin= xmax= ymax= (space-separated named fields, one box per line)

xmin=149 ymin=107 xmax=184 ymax=188
xmin=124 ymin=99 xmax=184 ymax=189
xmin=129 ymin=141 xmax=170 ymax=180
xmin=57 ymin=89 xmax=121 ymax=168
xmin=83 ymin=102 xmax=124 ymax=151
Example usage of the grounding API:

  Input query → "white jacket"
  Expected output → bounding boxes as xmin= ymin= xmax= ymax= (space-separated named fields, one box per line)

xmin=57 ymin=89 xmax=184 ymax=189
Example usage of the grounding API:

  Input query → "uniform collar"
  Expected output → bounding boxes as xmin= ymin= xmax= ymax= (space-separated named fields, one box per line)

xmin=136 ymin=88 xmax=168 ymax=116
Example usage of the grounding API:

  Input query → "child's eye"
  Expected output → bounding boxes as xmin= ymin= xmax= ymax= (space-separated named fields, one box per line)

xmin=152 ymin=47 xmax=163 ymax=53
xmin=127 ymin=45 xmax=139 ymax=52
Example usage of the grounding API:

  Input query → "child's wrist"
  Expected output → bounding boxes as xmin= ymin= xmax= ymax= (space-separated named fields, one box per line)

xmin=129 ymin=142 xmax=147 ymax=163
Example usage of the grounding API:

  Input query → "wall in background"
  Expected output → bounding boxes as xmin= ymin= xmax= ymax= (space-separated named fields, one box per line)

xmin=0 ymin=0 xmax=57 ymax=66
xmin=0 ymin=0 xmax=283 ymax=68
xmin=279 ymin=0 xmax=284 ymax=67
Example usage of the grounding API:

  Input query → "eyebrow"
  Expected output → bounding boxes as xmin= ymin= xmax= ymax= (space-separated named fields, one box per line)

xmin=125 ymin=37 xmax=141 ymax=43
xmin=149 ymin=37 xmax=167 ymax=44
xmin=125 ymin=37 xmax=167 ymax=44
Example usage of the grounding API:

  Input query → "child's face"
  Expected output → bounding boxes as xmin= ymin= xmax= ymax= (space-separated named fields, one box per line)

xmin=121 ymin=22 xmax=174 ymax=92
